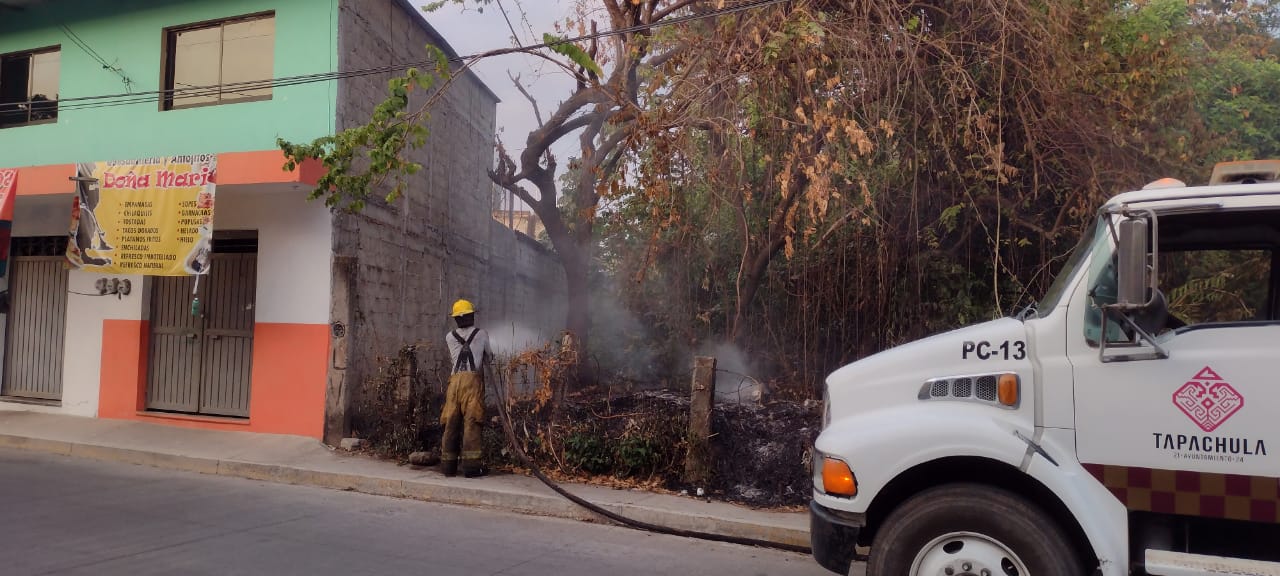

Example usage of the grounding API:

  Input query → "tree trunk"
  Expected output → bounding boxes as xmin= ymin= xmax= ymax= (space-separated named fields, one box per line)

xmin=728 ymin=237 xmax=784 ymax=346
xmin=728 ymin=263 xmax=764 ymax=346
xmin=562 ymin=250 xmax=593 ymax=385
xmin=727 ymin=171 xmax=808 ymax=346
xmin=541 ymin=210 xmax=595 ymax=388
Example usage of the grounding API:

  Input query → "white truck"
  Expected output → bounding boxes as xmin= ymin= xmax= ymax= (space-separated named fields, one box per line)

xmin=810 ymin=161 xmax=1280 ymax=576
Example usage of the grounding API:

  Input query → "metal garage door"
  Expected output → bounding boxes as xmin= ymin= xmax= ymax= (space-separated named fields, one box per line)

xmin=2 ymin=257 xmax=69 ymax=400
xmin=146 ymin=252 xmax=256 ymax=417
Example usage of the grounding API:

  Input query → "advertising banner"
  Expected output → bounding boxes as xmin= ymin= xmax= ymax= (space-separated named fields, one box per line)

xmin=66 ymin=154 xmax=216 ymax=276
xmin=0 ymin=168 xmax=15 ymax=279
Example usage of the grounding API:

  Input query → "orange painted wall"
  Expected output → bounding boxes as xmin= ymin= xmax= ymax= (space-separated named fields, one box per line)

xmin=99 ymin=320 xmax=149 ymax=419
xmin=98 ymin=321 xmax=330 ymax=439
xmin=245 ymin=323 xmax=330 ymax=438
xmin=13 ymin=164 xmax=75 ymax=196
xmin=217 ymin=150 xmax=324 ymax=187
xmin=13 ymin=150 xmax=322 ymax=196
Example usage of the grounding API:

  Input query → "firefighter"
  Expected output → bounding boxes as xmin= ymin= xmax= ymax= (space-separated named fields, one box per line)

xmin=440 ymin=299 xmax=490 ymax=478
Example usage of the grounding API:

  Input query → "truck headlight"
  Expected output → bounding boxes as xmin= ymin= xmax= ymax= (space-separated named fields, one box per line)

xmin=812 ymin=449 xmax=857 ymax=498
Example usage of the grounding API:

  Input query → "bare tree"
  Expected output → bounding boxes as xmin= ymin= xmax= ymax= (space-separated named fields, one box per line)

xmin=486 ymin=1 xmax=725 ymax=381
xmin=281 ymin=0 xmax=721 ymax=384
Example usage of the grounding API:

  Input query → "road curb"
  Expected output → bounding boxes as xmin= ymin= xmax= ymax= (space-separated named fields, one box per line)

xmin=0 ymin=433 xmax=810 ymax=550
xmin=0 ymin=434 xmax=73 ymax=456
xmin=74 ymin=444 xmax=223 ymax=475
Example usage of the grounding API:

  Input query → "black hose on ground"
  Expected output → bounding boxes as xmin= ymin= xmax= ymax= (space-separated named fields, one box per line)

xmin=488 ymin=367 xmax=811 ymax=555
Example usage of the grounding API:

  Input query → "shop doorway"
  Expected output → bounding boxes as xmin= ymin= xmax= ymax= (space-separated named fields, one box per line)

xmin=146 ymin=234 xmax=256 ymax=417
xmin=2 ymin=237 xmax=70 ymax=401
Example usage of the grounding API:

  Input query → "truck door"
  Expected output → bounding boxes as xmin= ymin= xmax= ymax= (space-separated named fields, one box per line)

xmin=1069 ymin=207 xmax=1280 ymax=524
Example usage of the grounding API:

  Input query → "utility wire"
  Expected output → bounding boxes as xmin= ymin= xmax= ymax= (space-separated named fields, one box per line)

xmin=59 ymin=25 xmax=108 ymax=67
xmin=59 ymin=24 xmax=136 ymax=93
xmin=26 ymin=0 xmax=786 ymax=112
xmin=494 ymin=0 xmax=525 ymax=47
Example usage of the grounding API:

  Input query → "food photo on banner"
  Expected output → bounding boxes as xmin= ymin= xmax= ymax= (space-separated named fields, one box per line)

xmin=65 ymin=154 xmax=217 ymax=276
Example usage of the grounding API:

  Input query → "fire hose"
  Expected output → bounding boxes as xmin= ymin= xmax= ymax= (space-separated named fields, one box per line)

xmin=488 ymin=367 xmax=811 ymax=554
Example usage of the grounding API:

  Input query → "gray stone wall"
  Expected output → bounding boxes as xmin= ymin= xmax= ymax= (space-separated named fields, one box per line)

xmin=329 ymin=0 xmax=566 ymax=442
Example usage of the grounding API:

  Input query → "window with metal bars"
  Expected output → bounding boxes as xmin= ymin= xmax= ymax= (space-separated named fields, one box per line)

xmin=0 ymin=46 xmax=59 ymax=128
xmin=11 ymin=236 xmax=68 ymax=258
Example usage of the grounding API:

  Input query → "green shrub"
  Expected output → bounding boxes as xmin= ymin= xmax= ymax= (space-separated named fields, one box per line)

xmin=615 ymin=435 xmax=662 ymax=477
xmin=563 ymin=432 xmax=613 ymax=474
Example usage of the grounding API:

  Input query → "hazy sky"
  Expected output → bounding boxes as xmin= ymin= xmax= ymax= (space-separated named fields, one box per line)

xmin=425 ymin=1 xmax=582 ymax=193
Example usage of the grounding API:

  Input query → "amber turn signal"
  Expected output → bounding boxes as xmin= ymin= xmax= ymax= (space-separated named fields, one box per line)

xmin=998 ymin=373 xmax=1020 ymax=407
xmin=821 ymin=457 xmax=857 ymax=497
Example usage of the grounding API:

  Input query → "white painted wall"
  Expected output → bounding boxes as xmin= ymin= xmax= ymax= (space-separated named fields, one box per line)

xmin=60 ymin=271 xmax=147 ymax=416
xmin=0 ymin=194 xmax=146 ymax=417
xmin=0 ymin=188 xmax=333 ymax=417
xmin=213 ymin=187 xmax=333 ymax=325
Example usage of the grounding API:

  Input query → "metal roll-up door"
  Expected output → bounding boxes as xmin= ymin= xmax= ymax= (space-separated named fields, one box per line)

xmin=146 ymin=274 xmax=202 ymax=413
xmin=2 ymin=256 xmax=69 ymax=400
xmin=147 ymin=243 xmax=256 ymax=417
xmin=198 ymin=253 xmax=255 ymax=417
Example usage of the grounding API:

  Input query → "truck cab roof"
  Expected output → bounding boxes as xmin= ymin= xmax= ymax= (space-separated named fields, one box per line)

xmin=1107 ymin=160 xmax=1280 ymax=210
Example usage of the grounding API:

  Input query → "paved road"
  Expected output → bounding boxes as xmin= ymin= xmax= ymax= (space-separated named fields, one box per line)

xmin=0 ymin=447 xmax=847 ymax=576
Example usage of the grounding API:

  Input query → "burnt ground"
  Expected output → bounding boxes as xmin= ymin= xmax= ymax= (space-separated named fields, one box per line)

xmin=487 ymin=390 xmax=820 ymax=509
xmin=348 ymin=351 xmax=821 ymax=509
xmin=710 ymin=399 xmax=821 ymax=508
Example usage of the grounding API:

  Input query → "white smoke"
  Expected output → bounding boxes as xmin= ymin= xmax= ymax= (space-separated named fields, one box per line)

xmin=484 ymin=322 xmax=547 ymax=356
xmin=589 ymin=286 xmax=661 ymax=385
xmin=697 ymin=341 xmax=767 ymax=405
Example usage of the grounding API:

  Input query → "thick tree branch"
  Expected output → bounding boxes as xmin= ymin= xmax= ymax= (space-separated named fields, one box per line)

xmin=812 ymin=208 xmax=864 ymax=251
xmin=492 ymin=174 xmax=539 ymax=209
xmin=598 ymin=128 xmax=633 ymax=180
xmin=518 ymin=88 xmax=612 ymax=175
xmin=653 ymin=0 xmax=701 ymax=21
xmin=645 ymin=42 xmax=689 ymax=68
xmin=545 ymin=113 xmax=602 ymax=147
xmin=595 ymin=119 xmax=630 ymax=161
xmin=972 ymin=195 xmax=1062 ymax=239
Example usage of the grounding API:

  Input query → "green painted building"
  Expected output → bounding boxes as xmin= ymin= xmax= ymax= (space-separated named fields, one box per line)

xmin=0 ymin=0 xmax=560 ymax=450
xmin=0 ymin=0 xmax=338 ymax=166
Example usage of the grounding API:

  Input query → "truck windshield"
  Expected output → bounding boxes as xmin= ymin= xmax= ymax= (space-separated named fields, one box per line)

xmin=1034 ymin=216 xmax=1105 ymax=314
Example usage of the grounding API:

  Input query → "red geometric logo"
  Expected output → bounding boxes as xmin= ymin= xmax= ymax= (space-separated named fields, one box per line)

xmin=1172 ymin=366 xmax=1244 ymax=433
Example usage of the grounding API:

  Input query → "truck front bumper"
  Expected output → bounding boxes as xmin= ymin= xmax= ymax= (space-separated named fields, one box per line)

xmin=810 ymin=500 xmax=864 ymax=574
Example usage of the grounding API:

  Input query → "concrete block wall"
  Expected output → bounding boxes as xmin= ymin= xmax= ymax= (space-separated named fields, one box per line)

xmin=333 ymin=0 xmax=565 ymax=423
xmin=482 ymin=224 xmax=568 ymax=355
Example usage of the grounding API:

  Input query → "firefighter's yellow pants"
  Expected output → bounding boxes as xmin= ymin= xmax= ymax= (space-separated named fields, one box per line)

xmin=441 ymin=371 xmax=485 ymax=472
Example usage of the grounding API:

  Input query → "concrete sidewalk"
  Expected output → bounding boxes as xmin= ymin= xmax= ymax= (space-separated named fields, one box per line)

xmin=0 ymin=409 xmax=809 ymax=550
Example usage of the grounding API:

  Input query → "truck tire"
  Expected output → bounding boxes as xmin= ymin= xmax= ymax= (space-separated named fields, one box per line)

xmin=866 ymin=483 xmax=1085 ymax=576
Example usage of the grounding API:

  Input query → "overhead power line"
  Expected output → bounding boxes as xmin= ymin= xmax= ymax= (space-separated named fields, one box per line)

xmin=59 ymin=24 xmax=136 ymax=93
xmin=26 ymin=0 xmax=787 ymax=113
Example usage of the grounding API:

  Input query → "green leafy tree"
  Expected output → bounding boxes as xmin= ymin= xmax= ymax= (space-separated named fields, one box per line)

xmin=279 ymin=52 xmax=451 ymax=211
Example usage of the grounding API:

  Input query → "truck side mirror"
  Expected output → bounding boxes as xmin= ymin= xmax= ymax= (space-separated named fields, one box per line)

xmin=1099 ymin=209 xmax=1167 ymax=362
xmin=1115 ymin=217 xmax=1150 ymax=308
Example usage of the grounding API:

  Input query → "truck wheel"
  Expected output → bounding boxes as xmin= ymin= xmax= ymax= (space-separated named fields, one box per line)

xmin=867 ymin=483 xmax=1084 ymax=576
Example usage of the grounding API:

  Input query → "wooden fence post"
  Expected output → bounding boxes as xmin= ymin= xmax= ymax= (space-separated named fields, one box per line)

xmin=684 ymin=356 xmax=717 ymax=485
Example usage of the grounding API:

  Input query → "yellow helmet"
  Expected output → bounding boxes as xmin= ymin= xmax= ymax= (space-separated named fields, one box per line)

xmin=451 ymin=299 xmax=475 ymax=317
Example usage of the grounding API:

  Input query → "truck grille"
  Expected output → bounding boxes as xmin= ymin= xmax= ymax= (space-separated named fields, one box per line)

xmin=976 ymin=376 xmax=998 ymax=401
xmin=919 ymin=374 xmax=1016 ymax=409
